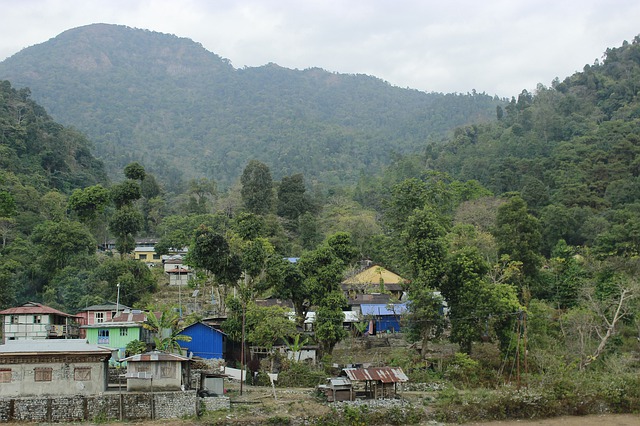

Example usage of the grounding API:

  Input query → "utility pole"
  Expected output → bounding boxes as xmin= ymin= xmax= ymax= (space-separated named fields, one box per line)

xmin=240 ymin=302 xmax=246 ymax=396
xmin=116 ymin=282 xmax=121 ymax=315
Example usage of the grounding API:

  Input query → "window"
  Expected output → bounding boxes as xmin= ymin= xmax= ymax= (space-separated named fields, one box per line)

xmin=160 ymin=363 xmax=176 ymax=378
xmin=94 ymin=312 xmax=105 ymax=323
xmin=74 ymin=367 xmax=91 ymax=381
xmin=119 ymin=328 xmax=128 ymax=337
xmin=34 ymin=368 xmax=52 ymax=382
xmin=10 ymin=315 xmax=18 ymax=324
xmin=98 ymin=329 xmax=110 ymax=344
xmin=139 ymin=254 xmax=148 ymax=260
xmin=33 ymin=315 xmax=42 ymax=324
xmin=0 ymin=369 xmax=11 ymax=383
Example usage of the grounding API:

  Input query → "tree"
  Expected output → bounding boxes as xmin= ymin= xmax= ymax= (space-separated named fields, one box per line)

xmin=266 ymin=257 xmax=310 ymax=328
xmin=124 ymin=162 xmax=146 ymax=181
xmin=92 ymin=258 xmax=157 ymax=307
xmin=31 ymin=219 xmax=96 ymax=271
xmin=143 ymin=308 xmax=192 ymax=354
xmin=111 ymin=180 xmax=142 ymax=208
xmin=277 ymin=173 xmax=310 ymax=220
xmin=494 ymin=195 xmax=542 ymax=278
xmin=108 ymin=205 xmax=143 ymax=255
xmin=443 ymin=247 xmax=523 ymax=355
xmin=189 ymin=225 xmax=242 ymax=314
xmin=240 ymin=160 xmax=273 ymax=215
xmin=314 ymin=291 xmax=348 ymax=357
xmin=68 ymin=184 xmax=111 ymax=223
xmin=400 ymin=206 xmax=449 ymax=354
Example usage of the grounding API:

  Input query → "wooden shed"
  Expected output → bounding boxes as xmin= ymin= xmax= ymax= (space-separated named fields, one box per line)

xmin=342 ymin=367 xmax=408 ymax=399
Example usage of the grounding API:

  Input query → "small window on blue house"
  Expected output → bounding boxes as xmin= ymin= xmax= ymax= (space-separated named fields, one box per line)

xmin=98 ymin=329 xmax=109 ymax=344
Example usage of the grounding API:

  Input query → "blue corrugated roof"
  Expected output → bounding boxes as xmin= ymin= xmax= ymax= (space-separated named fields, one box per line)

xmin=360 ymin=303 xmax=407 ymax=316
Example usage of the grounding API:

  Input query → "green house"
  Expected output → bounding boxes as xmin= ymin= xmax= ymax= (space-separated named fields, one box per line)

xmin=82 ymin=309 xmax=154 ymax=363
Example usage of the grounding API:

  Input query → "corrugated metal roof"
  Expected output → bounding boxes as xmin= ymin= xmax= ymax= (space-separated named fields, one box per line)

xmin=360 ymin=303 xmax=407 ymax=316
xmin=0 ymin=339 xmax=112 ymax=355
xmin=0 ymin=302 xmax=77 ymax=317
xmin=119 ymin=351 xmax=189 ymax=363
xmin=81 ymin=303 xmax=130 ymax=312
xmin=342 ymin=367 xmax=408 ymax=383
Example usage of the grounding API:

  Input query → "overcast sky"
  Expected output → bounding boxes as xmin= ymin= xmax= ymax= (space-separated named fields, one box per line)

xmin=1 ymin=0 xmax=639 ymax=97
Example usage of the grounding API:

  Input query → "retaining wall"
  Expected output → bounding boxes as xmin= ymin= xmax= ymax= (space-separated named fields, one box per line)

xmin=0 ymin=390 xmax=197 ymax=423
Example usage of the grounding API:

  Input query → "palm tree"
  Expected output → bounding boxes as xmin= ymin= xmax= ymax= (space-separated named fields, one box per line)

xmin=143 ymin=308 xmax=192 ymax=354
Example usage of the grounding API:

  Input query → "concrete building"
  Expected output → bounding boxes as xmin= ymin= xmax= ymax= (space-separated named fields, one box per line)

xmin=120 ymin=351 xmax=190 ymax=391
xmin=0 ymin=339 xmax=112 ymax=397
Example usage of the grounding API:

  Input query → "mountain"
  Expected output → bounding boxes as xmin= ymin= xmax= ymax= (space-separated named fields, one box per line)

xmin=0 ymin=23 xmax=503 ymax=189
xmin=426 ymin=35 xmax=640 ymax=257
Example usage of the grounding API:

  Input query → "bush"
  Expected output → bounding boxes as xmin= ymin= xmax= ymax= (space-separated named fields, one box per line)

xmin=277 ymin=359 xmax=327 ymax=388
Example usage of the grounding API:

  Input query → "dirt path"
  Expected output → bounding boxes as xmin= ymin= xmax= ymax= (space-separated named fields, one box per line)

xmin=461 ymin=414 xmax=639 ymax=426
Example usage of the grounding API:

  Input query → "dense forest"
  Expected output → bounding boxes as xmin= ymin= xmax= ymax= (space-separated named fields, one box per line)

xmin=1 ymin=31 xmax=640 ymax=422
xmin=0 ymin=23 xmax=502 ymax=188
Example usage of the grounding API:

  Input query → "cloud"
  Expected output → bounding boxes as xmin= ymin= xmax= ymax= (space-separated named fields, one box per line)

xmin=1 ymin=0 xmax=639 ymax=97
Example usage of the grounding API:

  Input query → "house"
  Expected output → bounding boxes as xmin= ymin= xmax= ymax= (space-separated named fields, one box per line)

xmin=120 ymin=351 xmax=190 ymax=391
xmin=178 ymin=322 xmax=226 ymax=360
xmin=166 ymin=266 xmax=192 ymax=286
xmin=0 ymin=339 xmax=112 ymax=397
xmin=0 ymin=302 xmax=80 ymax=343
xmin=134 ymin=245 xmax=162 ymax=266
xmin=341 ymin=265 xmax=407 ymax=301
xmin=341 ymin=367 xmax=408 ymax=399
xmin=82 ymin=309 xmax=155 ymax=362
xmin=358 ymin=303 xmax=408 ymax=334
xmin=76 ymin=302 xmax=131 ymax=338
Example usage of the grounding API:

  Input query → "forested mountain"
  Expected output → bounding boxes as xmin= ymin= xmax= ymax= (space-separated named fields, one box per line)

xmin=0 ymin=23 xmax=502 ymax=188
xmin=413 ymin=35 xmax=640 ymax=258
xmin=0 ymin=80 xmax=107 ymax=231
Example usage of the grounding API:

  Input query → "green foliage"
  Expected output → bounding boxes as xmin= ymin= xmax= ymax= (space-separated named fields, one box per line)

xmin=123 ymin=162 xmax=146 ymax=181
xmin=277 ymin=173 xmax=311 ymax=220
xmin=314 ymin=291 xmax=348 ymax=356
xmin=143 ymin=307 xmax=192 ymax=354
xmin=68 ymin=184 xmax=110 ymax=223
xmin=125 ymin=339 xmax=147 ymax=356
xmin=241 ymin=160 xmax=274 ymax=215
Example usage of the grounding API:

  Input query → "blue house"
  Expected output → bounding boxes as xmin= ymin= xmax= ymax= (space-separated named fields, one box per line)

xmin=178 ymin=322 xmax=226 ymax=359
xmin=360 ymin=303 xmax=408 ymax=334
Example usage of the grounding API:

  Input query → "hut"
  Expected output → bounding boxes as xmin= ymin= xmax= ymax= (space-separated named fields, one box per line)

xmin=342 ymin=367 xmax=408 ymax=399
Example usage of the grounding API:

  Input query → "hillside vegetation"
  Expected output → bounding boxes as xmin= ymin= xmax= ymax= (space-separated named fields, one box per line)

xmin=0 ymin=30 xmax=639 ymax=425
xmin=0 ymin=23 xmax=502 ymax=188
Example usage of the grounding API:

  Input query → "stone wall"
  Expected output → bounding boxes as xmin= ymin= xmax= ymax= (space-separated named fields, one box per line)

xmin=200 ymin=396 xmax=231 ymax=412
xmin=0 ymin=391 xmax=197 ymax=423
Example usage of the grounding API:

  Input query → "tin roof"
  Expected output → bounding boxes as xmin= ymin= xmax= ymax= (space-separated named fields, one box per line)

xmin=119 ymin=351 xmax=189 ymax=363
xmin=0 ymin=302 xmax=77 ymax=317
xmin=81 ymin=303 xmax=130 ymax=312
xmin=360 ymin=303 xmax=408 ymax=316
xmin=0 ymin=339 xmax=112 ymax=356
xmin=342 ymin=367 xmax=408 ymax=383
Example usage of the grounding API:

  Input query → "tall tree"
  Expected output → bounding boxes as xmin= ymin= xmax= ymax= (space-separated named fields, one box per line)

xmin=240 ymin=160 xmax=273 ymax=215
xmin=494 ymin=195 xmax=542 ymax=278
xmin=277 ymin=173 xmax=310 ymax=220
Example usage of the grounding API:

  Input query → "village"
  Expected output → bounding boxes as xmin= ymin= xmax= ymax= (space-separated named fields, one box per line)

xmin=0 ymin=239 xmax=429 ymax=423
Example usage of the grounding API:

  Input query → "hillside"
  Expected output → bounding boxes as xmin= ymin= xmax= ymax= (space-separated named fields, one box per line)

xmin=0 ymin=23 xmax=502 ymax=188
xmin=416 ymin=35 xmax=640 ymax=257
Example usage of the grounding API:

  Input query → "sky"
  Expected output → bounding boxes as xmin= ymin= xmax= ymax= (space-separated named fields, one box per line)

xmin=1 ymin=0 xmax=639 ymax=98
